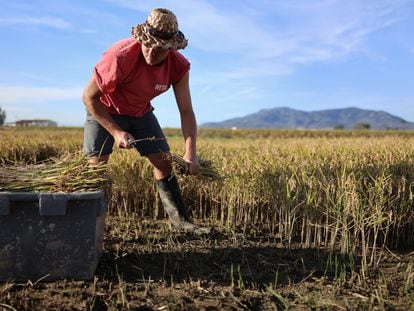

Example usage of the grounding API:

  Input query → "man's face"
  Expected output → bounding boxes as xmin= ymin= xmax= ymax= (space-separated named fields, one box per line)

xmin=141 ymin=45 xmax=170 ymax=66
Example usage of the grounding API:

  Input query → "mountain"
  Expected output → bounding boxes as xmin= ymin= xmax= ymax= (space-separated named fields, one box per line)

xmin=200 ymin=107 xmax=414 ymax=130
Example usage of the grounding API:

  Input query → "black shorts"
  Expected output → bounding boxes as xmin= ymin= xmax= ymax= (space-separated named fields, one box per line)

xmin=83 ymin=110 xmax=170 ymax=157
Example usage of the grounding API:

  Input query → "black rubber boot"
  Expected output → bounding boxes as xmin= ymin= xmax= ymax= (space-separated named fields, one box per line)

xmin=156 ymin=175 xmax=210 ymax=234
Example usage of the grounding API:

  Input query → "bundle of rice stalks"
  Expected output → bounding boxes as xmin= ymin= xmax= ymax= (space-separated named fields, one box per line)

xmin=170 ymin=153 xmax=222 ymax=181
xmin=0 ymin=153 xmax=110 ymax=193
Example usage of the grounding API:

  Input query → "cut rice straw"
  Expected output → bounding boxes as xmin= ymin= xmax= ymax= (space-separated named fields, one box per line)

xmin=0 ymin=153 xmax=110 ymax=193
xmin=170 ymin=153 xmax=222 ymax=181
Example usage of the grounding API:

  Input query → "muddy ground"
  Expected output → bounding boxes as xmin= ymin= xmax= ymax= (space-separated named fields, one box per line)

xmin=1 ymin=216 xmax=414 ymax=310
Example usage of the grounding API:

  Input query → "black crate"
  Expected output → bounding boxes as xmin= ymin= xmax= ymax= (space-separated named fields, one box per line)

xmin=0 ymin=190 xmax=107 ymax=281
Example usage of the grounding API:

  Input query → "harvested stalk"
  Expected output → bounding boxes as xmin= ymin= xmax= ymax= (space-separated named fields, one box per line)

xmin=0 ymin=153 xmax=110 ymax=193
xmin=170 ymin=153 xmax=222 ymax=181
xmin=127 ymin=137 xmax=222 ymax=181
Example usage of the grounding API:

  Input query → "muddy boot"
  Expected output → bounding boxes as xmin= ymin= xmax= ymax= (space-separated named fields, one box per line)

xmin=156 ymin=175 xmax=210 ymax=234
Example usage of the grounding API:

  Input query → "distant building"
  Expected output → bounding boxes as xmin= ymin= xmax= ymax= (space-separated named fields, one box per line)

xmin=15 ymin=119 xmax=57 ymax=127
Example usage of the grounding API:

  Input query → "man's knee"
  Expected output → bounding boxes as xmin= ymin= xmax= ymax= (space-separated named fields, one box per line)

xmin=146 ymin=153 xmax=172 ymax=178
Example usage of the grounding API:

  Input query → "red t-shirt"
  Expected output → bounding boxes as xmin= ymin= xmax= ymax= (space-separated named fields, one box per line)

xmin=94 ymin=38 xmax=190 ymax=117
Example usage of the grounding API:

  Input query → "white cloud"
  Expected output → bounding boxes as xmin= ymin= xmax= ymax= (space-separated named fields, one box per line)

xmin=0 ymin=16 xmax=71 ymax=29
xmin=0 ymin=85 xmax=85 ymax=125
xmin=105 ymin=0 xmax=410 ymax=78
xmin=0 ymin=86 xmax=83 ymax=103
xmin=78 ymin=29 xmax=98 ymax=35
xmin=0 ymin=2 xmax=124 ymax=35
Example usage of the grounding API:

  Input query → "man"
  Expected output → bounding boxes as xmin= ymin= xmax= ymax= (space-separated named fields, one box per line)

xmin=82 ymin=8 xmax=209 ymax=234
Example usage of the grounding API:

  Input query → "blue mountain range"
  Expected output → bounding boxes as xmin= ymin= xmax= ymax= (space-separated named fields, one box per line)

xmin=201 ymin=107 xmax=414 ymax=130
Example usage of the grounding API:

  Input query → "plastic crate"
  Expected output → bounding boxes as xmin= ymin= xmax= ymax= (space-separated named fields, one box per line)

xmin=0 ymin=190 xmax=107 ymax=281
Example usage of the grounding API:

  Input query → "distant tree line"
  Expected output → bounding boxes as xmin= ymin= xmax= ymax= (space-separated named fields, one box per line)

xmin=354 ymin=123 xmax=371 ymax=130
xmin=0 ymin=106 xmax=6 ymax=125
xmin=334 ymin=123 xmax=371 ymax=130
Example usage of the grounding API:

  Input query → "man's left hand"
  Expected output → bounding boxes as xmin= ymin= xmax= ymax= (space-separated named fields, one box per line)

xmin=183 ymin=155 xmax=200 ymax=175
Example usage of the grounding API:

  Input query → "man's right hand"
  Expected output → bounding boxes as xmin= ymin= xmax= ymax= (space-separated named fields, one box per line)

xmin=83 ymin=76 xmax=134 ymax=150
xmin=114 ymin=130 xmax=135 ymax=149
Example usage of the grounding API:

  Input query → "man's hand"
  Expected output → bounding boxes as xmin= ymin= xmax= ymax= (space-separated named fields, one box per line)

xmin=114 ymin=130 xmax=135 ymax=149
xmin=183 ymin=154 xmax=200 ymax=175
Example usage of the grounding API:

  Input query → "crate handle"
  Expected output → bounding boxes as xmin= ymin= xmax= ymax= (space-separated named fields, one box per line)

xmin=39 ymin=193 xmax=68 ymax=216
xmin=0 ymin=194 xmax=10 ymax=216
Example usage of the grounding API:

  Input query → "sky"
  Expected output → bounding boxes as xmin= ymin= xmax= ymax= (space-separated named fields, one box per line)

xmin=0 ymin=0 xmax=413 ymax=127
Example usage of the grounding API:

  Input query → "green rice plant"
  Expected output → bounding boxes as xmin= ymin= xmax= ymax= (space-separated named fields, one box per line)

xmin=115 ymin=264 xmax=129 ymax=309
xmin=237 ymin=264 xmax=245 ymax=290
xmin=230 ymin=263 xmax=235 ymax=289
xmin=265 ymin=284 xmax=288 ymax=309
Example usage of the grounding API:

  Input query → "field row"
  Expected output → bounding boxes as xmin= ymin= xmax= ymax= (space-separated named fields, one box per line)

xmin=1 ymin=128 xmax=414 ymax=257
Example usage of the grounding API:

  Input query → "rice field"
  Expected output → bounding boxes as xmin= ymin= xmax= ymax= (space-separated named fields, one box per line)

xmin=1 ymin=126 xmax=414 ymax=310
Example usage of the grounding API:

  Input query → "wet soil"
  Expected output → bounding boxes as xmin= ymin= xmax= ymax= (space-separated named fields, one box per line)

xmin=1 ymin=216 xmax=414 ymax=310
